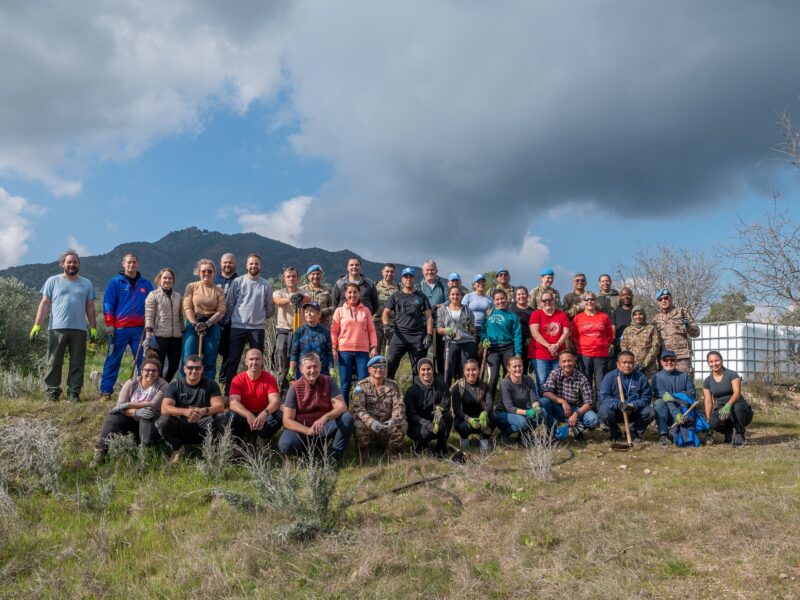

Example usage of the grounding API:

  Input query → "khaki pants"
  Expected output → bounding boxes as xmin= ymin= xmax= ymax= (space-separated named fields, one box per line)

xmin=45 ymin=328 xmax=87 ymax=400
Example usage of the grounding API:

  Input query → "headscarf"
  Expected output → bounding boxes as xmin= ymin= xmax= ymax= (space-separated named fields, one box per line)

xmin=628 ymin=305 xmax=647 ymax=330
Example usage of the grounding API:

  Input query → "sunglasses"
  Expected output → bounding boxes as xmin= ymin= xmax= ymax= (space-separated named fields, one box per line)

xmin=185 ymin=365 xmax=203 ymax=371
xmin=370 ymin=364 xmax=387 ymax=370
xmin=662 ymin=358 xmax=676 ymax=363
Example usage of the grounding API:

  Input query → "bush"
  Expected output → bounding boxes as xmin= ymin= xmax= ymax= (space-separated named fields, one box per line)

xmin=197 ymin=420 xmax=236 ymax=480
xmin=0 ymin=418 xmax=63 ymax=493
xmin=0 ymin=277 xmax=44 ymax=370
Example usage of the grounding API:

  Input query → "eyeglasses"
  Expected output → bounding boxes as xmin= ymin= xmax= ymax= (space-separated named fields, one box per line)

xmin=370 ymin=364 xmax=387 ymax=370
xmin=142 ymin=368 xmax=159 ymax=373
xmin=541 ymin=298 xmax=554 ymax=303
xmin=658 ymin=296 xmax=671 ymax=301
xmin=584 ymin=298 xmax=596 ymax=302
xmin=185 ymin=365 xmax=203 ymax=371
xmin=662 ymin=358 xmax=676 ymax=363
xmin=199 ymin=270 xmax=214 ymax=274
xmin=574 ymin=278 xmax=586 ymax=283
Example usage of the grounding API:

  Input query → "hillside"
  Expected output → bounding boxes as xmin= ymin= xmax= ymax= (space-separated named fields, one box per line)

xmin=0 ymin=227 xmax=406 ymax=289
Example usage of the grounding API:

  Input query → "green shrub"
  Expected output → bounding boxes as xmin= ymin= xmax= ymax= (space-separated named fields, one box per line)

xmin=0 ymin=277 xmax=44 ymax=370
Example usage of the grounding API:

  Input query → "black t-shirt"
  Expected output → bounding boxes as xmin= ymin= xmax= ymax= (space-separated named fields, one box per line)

xmin=385 ymin=290 xmax=430 ymax=337
xmin=703 ymin=368 xmax=743 ymax=405
xmin=511 ymin=305 xmax=533 ymax=343
xmin=164 ymin=377 xmax=221 ymax=409
xmin=612 ymin=306 xmax=632 ymax=342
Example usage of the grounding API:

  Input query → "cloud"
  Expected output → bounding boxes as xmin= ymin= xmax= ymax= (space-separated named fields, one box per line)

xmin=452 ymin=234 xmax=551 ymax=289
xmin=238 ymin=195 xmax=314 ymax=246
xmin=0 ymin=188 xmax=43 ymax=268
xmin=66 ymin=234 xmax=89 ymax=258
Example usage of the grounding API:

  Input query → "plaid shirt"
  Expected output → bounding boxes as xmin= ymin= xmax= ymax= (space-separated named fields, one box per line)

xmin=542 ymin=367 xmax=593 ymax=407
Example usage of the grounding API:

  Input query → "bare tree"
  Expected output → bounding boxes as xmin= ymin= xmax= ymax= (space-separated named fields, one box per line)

xmin=770 ymin=107 xmax=800 ymax=170
xmin=614 ymin=244 xmax=719 ymax=319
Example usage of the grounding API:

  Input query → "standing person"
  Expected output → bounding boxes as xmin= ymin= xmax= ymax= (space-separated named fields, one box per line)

xmin=224 ymin=254 xmax=274 ymax=393
xmin=303 ymin=265 xmax=335 ymax=328
xmin=462 ymin=274 xmax=493 ymax=348
xmin=30 ymin=249 xmax=97 ymax=402
xmin=451 ymin=359 xmax=494 ymax=452
xmin=570 ymin=292 xmax=614 ymax=399
xmin=214 ymin=253 xmax=238 ymax=388
xmin=651 ymin=350 xmax=697 ymax=446
xmin=611 ymin=287 xmax=634 ymax=358
xmin=156 ymin=355 xmax=226 ymax=465
xmin=651 ymin=288 xmax=700 ymax=374
xmin=596 ymin=274 xmax=620 ymax=317
xmin=279 ymin=353 xmax=355 ymax=461
xmin=529 ymin=268 xmax=561 ymax=310
xmin=404 ymin=358 xmax=452 ymax=457
xmin=273 ymin=267 xmax=311 ymax=396
xmin=703 ymin=351 xmax=753 ymax=447
xmin=351 ymin=355 xmax=408 ymax=463
xmin=541 ymin=351 xmax=598 ymax=440
xmin=528 ymin=291 xmax=570 ymax=397
xmin=598 ymin=351 xmax=655 ymax=442
xmin=182 ymin=259 xmax=226 ymax=380
xmin=100 ymin=253 xmax=153 ymax=400
xmin=621 ymin=306 xmax=661 ymax=378
xmin=436 ymin=286 xmax=476 ymax=385
xmin=489 ymin=268 xmax=515 ymax=298
xmin=374 ymin=263 xmax=400 ymax=354
xmin=561 ymin=273 xmax=587 ymax=320
xmin=331 ymin=256 xmax=379 ymax=314
xmin=90 ymin=357 xmax=168 ymax=466
xmin=383 ymin=268 xmax=433 ymax=380
xmin=447 ymin=272 xmax=469 ymax=295
xmin=225 ymin=349 xmax=283 ymax=444
xmin=495 ymin=356 xmax=546 ymax=443
xmin=331 ymin=283 xmax=378 ymax=404
xmin=144 ymin=268 xmax=183 ymax=382
xmin=481 ymin=289 xmax=523 ymax=396
xmin=289 ymin=302 xmax=334 ymax=380
xmin=417 ymin=259 xmax=448 ymax=373
xmin=510 ymin=287 xmax=533 ymax=374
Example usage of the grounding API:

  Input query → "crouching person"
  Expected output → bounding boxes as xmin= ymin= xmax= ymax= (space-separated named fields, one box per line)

xmin=495 ymin=355 xmax=546 ymax=443
xmin=279 ymin=353 xmax=354 ymax=461
xmin=540 ymin=350 xmax=599 ymax=441
xmin=651 ymin=350 xmax=697 ymax=446
xmin=90 ymin=357 xmax=168 ymax=467
xmin=351 ymin=355 xmax=407 ymax=463
xmin=156 ymin=355 xmax=225 ymax=465
xmin=405 ymin=358 xmax=453 ymax=457
xmin=598 ymin=351 xmax=654 ymax=442
xmin=451 ymin=359 xmax=494 ymax=452
xmin=226 ymin=349 xmax=283 ymax=445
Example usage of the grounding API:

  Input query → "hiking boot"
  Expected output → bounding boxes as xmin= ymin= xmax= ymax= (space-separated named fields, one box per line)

xmin=659 ymin=434 xmax=669 ymax=447
xmin=632 ymin=434 xmax=644 ymax=444
xmin=89 ymin=449 xmax=106 ymax=468
xmin=67 ymin=394 xmax=81 ymax=403
xmin=459 ymin=438 xmax=470 ymax=449
xmin=168 ymin=446 xmax=186 ymax=466
xmin=99 ymin=393 xmax=113 ymax=402
xmin=731 ymin=433 xmax=747 ymax=448
xmin=724 ymin=431 xmax=733 ymax=444
xmin=479 ymin=438 xmax=490 ymax=453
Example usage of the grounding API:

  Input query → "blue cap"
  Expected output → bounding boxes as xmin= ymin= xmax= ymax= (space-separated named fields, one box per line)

xmin=367 ymin=355 xmax=387 ymax=368
xmin=656 ymin=288 xmax=671 ymax=300
xmin=306 ymin=264 xmax=322 ymax=275
xmin=497 ymin=268 xmax=509 ymax=275
xmin=302 ymin=301 xmax=321 ymax=311
xmin=539 ymin=268 xmax=555 ymax=277
xmin=660 ymin=350 xmax=676 ymax=359
xmin=447 ymin=272 xmax=461 ymax=281
xmin=401 ymin=267 xmax=416 ymax=277
xmin=473 ymin=273 xmax=486 ymax=283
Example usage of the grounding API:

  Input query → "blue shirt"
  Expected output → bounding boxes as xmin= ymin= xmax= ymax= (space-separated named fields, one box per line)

xmin=651 ymin=369 xmax=696 ymax=401
xmin=599 ymin=368 xmax=651 ymax=411
xmin=462 ymin=293 xmax=493 ymax=330
xmin=41 ymin=275 xmax=96 ymax=330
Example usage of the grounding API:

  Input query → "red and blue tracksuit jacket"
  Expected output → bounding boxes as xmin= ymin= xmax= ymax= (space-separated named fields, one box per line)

xmin=103 ymin=272 xmax=154 ymax=329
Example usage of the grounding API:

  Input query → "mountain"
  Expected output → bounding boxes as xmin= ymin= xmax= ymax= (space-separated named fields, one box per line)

xmin=0 ymin=227 xmax=407 ymax=290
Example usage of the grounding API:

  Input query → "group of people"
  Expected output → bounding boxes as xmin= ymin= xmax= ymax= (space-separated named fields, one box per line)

xmin=29 ymin=250 xmax=755 ymax=466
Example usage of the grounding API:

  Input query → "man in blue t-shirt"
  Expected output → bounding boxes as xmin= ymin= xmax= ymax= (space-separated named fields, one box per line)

xmin=30 ymin=250 xmax=98 ymax=401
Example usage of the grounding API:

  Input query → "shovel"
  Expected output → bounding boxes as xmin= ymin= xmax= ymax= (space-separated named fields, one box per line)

xmin=669 ymin=399 xmax=700 ymax=431
xmin=610 ymin=374 xmax=634 ymax=451
xmin=480 ymin=345 xmax=489 ymax=383
xmin=197 ymin=329 xmax=206 ymax=361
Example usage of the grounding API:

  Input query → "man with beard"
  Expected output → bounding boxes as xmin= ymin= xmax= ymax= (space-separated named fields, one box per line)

xmin=214 ymin=253 xmax=238 ymax=387
xmin=303 ymin=265 xmax=335 ymax=328
xmin=273 ymin=267 xmax=311 ymax=396
xmin=332 ymin=256 xmax=379 ymax=314
xmin=30 ymin=249 xmax=98 ymax=402
xmin=374 ymin=263 xmax=400 ymax=354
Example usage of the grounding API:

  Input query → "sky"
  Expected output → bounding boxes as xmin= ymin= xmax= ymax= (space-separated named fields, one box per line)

xmin=2 ymin=1 xmax=800 ymax=294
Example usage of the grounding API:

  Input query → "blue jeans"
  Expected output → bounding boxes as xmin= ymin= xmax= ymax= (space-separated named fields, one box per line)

xmin=540 ymin=398 xmax=599 ymax=430
xmin=653 ymin=398 xmax=683 ymax=434
xmin=101 ymin=326 xmax=144 ymax=394
xmin=532 ymin=358 xmax=558 ymax=397
xmin=495 ymin=411 xmax=541 ymax=436
xmin=338 ymin=351 xmax=369 ymax=405
xmin=278 ymin=412 xmax=355 ymax=458
xmin=182 ymin=321 xmax=221 ymax=380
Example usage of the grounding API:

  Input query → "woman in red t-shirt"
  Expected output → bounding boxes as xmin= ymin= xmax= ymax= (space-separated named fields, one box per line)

xmin=570 ymin=292 xmax=614 ymax=398
xmin=528 ymin=290 xmax=570 ymax=396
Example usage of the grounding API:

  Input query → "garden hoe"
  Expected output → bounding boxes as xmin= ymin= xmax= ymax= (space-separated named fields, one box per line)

xmin=610 ymin=374 xmax=634 ymax=451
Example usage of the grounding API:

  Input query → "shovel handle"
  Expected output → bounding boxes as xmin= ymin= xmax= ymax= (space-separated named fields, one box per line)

xmin=618 ymin=375 xmax=633 ymax=447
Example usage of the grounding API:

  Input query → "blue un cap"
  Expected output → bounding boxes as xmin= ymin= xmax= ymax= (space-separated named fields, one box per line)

xmin=401 ymin=267 xmax=416 ymax=277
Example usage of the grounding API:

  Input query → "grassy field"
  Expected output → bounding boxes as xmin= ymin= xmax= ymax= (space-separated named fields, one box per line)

xmin=1 ymin=359 xmax=799 ymax=599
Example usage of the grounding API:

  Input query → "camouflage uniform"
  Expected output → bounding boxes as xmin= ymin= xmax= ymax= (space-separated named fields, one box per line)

xmin=596 ymin=289 xmax=620 ymax=317
xmin=375 ymin=280 xmax=400 ymax=352
xmin=561 ymin=292 xmax=584 ymax=319
xmin=620 ymin=324 xmax=662 ymax=378
xmin=651 ymin=306 xmax=700 ymax=374
xmin=488 ymin=283 xmax=515 ymax=299
xmin=351 ymin=377 xmax=407 ymax=452
xmin=303 ymin=285 xmax=334 ymax=328
xmin=529 ymin=286 xmax=561 ymax=310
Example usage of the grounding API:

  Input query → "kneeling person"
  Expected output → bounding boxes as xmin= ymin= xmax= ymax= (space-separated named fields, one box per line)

xmin=279 ymin=353 xmax=354 ymax=460
xmin=351 ymin=355 xmax=407 ymax=461
xmin=451 ymin=359 xmax=494 ymax=452
xmin=227 ymin=349 xmax=282 ymax=443
xmin=405 ymin=358 xmax=453 ymax=457
xmin=156 ymin=355 xmax=225 ymax=465
xmin=598 ymin=351 xmax=654 ymax=442
xmin=540 ymin=350 xmax=598 ymax=439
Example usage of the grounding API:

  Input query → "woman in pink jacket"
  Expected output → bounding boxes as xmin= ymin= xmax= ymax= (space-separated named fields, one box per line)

xmin=331 ymin=283 xmax=378 ymax=404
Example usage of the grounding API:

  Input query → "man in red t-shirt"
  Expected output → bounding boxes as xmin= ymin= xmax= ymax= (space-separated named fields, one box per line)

xmin=528 ymin=290 xmax=570 ymax=396
xmin=226 ymin=348 xmax=282 ymax=441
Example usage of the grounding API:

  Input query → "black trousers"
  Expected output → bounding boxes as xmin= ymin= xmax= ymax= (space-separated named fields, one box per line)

xmin=709 ymin=401 xmax=753 ymax=436
xmin=387 ymin=335 xmax=426 ymax=379
xmin=408 ymin=413 xmax=453 ymax=453
xmin=454 ymin=413 xmax=495 ymax=439
xmin=154 ymin=336 xmax=182 ymax=382
xmin=218 ymin=323 xmax=233 ymax=385
xmin=224 ymin=328 xmax=266 ymax=393
xmin=487 ymin=343 xmax=515 ymax=396
xmin=155 ymin=414 xmax=226 ymax=451
xmin=443 ymin=340 xmax=476 ymax=386
xmin=96 ymin=413 xmax=160 ymax=450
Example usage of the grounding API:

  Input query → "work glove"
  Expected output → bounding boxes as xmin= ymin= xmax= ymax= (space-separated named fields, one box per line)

xmin=107 ymin=326 xmax=116 ymax=341
xmin=370 ymin=420 xmax=384 ymax=433
xmin=444 ymin=327 xmax=455 ymax=337
xmin=29 ymin=324 xmax=41 ymax=340
xmin=383 ymin=418 xmax=394 ymax=429
xmin=467 ymin=417 xmax=480 ymax=429
xmin=331 ymin=369 xmax=340 ymax=385
xmin=89 ymin=327 xmax=98 ymax=343
xmin=141 ymin=337 xmax=151 ymax=351
xmin=287 ymin=367 xmax=296 ymax=381
xmin=481 ymin=339 xmax=491 ymax=349
xmin=478 ymin=411 xmax=489 ymax=430
xmin=423 ymin=334 xmax=433 ymax=350
xmin=134 ymin=407 xmax=156 ymax=420
xmin=432 ymin=406 xmax=443 ymax=434
xmin=109 ymin=402 xmax=131 ymax=415
xmin=383 ymin=325 xmax=394 ymax=339
xmin=673 ymin=412 xmax=684 ymax=426
xmin=719 ymin=403 xmax=732 ymax=419
xmin=290 ymin=292 xmax=304 ymax=307
xmin=662 ymin=392 xmax=675 ymax=403
xmin=525 ymin=406 xmax=541 ymax=419
xmin=194 ymin=322 xmax=208 ymax=333
xmin=620 ymin=403 xmax=634 ymax=415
